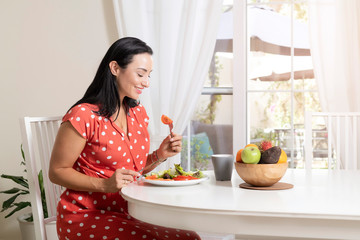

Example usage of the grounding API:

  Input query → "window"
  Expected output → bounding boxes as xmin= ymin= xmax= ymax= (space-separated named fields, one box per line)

xmin=182 ymin=0 xmax=323 ymax=171
xmin=181 ymin=1 xmax=234 ymax=171
xmin=245 ymin=0 xmax=321 ymax=168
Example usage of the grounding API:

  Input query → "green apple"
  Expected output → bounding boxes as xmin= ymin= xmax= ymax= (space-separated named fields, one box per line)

xmin=241 ymin=146 xmax=261 ymax=164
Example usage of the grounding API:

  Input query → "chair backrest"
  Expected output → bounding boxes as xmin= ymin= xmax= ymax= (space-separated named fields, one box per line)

xmin=304 ymin=112 xmax=360 ymax=170
xmin=19 ymin=116 xmax=63 ymax=240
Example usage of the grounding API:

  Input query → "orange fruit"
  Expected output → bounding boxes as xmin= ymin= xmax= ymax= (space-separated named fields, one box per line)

xmin=245 ymin=144 xmax=258 ymax=149
xmin=277 ymin=149 xmax=287 ymax=164
xmin=236 ymin=149 xmax=243 ymax=162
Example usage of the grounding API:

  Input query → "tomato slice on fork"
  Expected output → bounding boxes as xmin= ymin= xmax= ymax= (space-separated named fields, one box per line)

xmin=161 ymin=115 xmax=174 ymax=138
xmin=161 ymin=115 xmax=173 ymax=125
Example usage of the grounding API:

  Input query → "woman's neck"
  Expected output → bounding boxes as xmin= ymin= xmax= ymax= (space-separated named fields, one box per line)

xmin=113 ymin=103 xmax=128 ymax=134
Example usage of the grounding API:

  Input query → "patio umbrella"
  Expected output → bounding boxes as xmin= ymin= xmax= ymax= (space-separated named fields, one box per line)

xmin=215 ymin=6 xmax=313 ymax=81
xmin=216 ymin=6 xmax=311 ymax=56
xmin=251 ymin=69 xmax=314 ymax=81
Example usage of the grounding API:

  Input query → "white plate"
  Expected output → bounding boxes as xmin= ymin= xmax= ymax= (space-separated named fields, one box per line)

xmin=142 ymin=175 xmax=209 ymax=187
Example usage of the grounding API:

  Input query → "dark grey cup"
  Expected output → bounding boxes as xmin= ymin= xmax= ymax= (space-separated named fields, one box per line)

xmin=211 ymin=154 xmax=234 ymax=181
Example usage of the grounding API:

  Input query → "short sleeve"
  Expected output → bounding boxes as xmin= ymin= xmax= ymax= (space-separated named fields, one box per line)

xmin=134 ymin=104 xmax=149 ymax=128
xmin=62 ymin=104 xmax=97 ymax=140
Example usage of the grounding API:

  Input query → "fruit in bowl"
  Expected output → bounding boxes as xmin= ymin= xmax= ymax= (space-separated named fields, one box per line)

xmin=234 ymin=141 xmax=288 ymax=187
xmin=241 ymin=146 xmax=261 ymax=164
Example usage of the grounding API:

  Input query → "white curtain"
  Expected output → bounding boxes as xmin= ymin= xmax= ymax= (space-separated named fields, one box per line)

xmin=112 ymin=0 xmax=223 ymax=170
xmin=308 ymin=0 xmax=360 ymax=169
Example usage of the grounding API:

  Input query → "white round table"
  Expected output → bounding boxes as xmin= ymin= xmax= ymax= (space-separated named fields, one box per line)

xmin=121 ymin=169 xmax=360 ymax=240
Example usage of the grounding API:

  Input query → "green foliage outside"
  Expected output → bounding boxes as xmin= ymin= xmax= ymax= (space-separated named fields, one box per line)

xmin=182 ymin=54 xmax=223 ymax=171
xmin=181 ymin=137 xmax=211 ymax=171
xmin=251 ymin=79 xmax=321 ymax=143
xmin=196 ymin=55 xmax=223 ymax=124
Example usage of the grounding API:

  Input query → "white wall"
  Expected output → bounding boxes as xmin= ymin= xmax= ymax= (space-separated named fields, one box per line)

xmin=0 ymin=1 xmax=118 ymax=239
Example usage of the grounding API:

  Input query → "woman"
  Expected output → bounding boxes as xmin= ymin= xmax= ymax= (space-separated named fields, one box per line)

xmin=49 ymin=37 xmax=201 ymax=240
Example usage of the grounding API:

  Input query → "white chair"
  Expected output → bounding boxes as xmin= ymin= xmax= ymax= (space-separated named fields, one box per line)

xmin=304 ymin=112 xmax=360 ymax=170
xmin=19 ymin=116 xmax=63 ymax=240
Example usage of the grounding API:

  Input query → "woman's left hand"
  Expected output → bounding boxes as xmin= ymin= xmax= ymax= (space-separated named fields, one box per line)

xmin=157 ymin=133 xmax=182 ymax=160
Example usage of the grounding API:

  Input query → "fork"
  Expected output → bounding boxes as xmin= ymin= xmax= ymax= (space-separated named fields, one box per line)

xmin=169 ymin=122 xmax=174 ymax=138
xmin=135 ymin=156 xmax=164 ymax=181
xmin=137 ymin=157 xmax=162 ymax=174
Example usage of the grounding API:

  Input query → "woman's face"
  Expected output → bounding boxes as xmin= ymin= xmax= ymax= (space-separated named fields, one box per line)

xmin=116 ymin=53 xmax=153 ymax=100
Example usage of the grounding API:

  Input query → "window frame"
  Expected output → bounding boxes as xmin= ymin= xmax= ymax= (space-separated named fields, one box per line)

xmin=235 ymin=0 xmax=317 ymax=168
xmin=186 ymin=0 xmax=316 ymax=170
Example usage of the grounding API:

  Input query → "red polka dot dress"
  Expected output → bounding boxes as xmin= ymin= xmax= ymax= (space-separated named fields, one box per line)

xmin=56 ymin=103 xmax=200 ymax=240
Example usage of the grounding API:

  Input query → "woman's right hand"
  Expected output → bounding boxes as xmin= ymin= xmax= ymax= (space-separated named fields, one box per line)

xmin=105 ymin=169 xmax=141 ymax=193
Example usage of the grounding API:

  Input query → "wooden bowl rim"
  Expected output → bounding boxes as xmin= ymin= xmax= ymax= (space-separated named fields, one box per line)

xmin=234 ymin=162 xmax=288 ymax=166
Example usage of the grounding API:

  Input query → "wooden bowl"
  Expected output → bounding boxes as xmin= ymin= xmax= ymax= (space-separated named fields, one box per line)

xmin=234 ymin=162 xmax=288 ymax=187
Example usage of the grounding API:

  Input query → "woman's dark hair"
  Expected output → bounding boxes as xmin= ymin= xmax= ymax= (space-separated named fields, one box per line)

xmin=70 ymin=37 xmax=153 ymax=119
